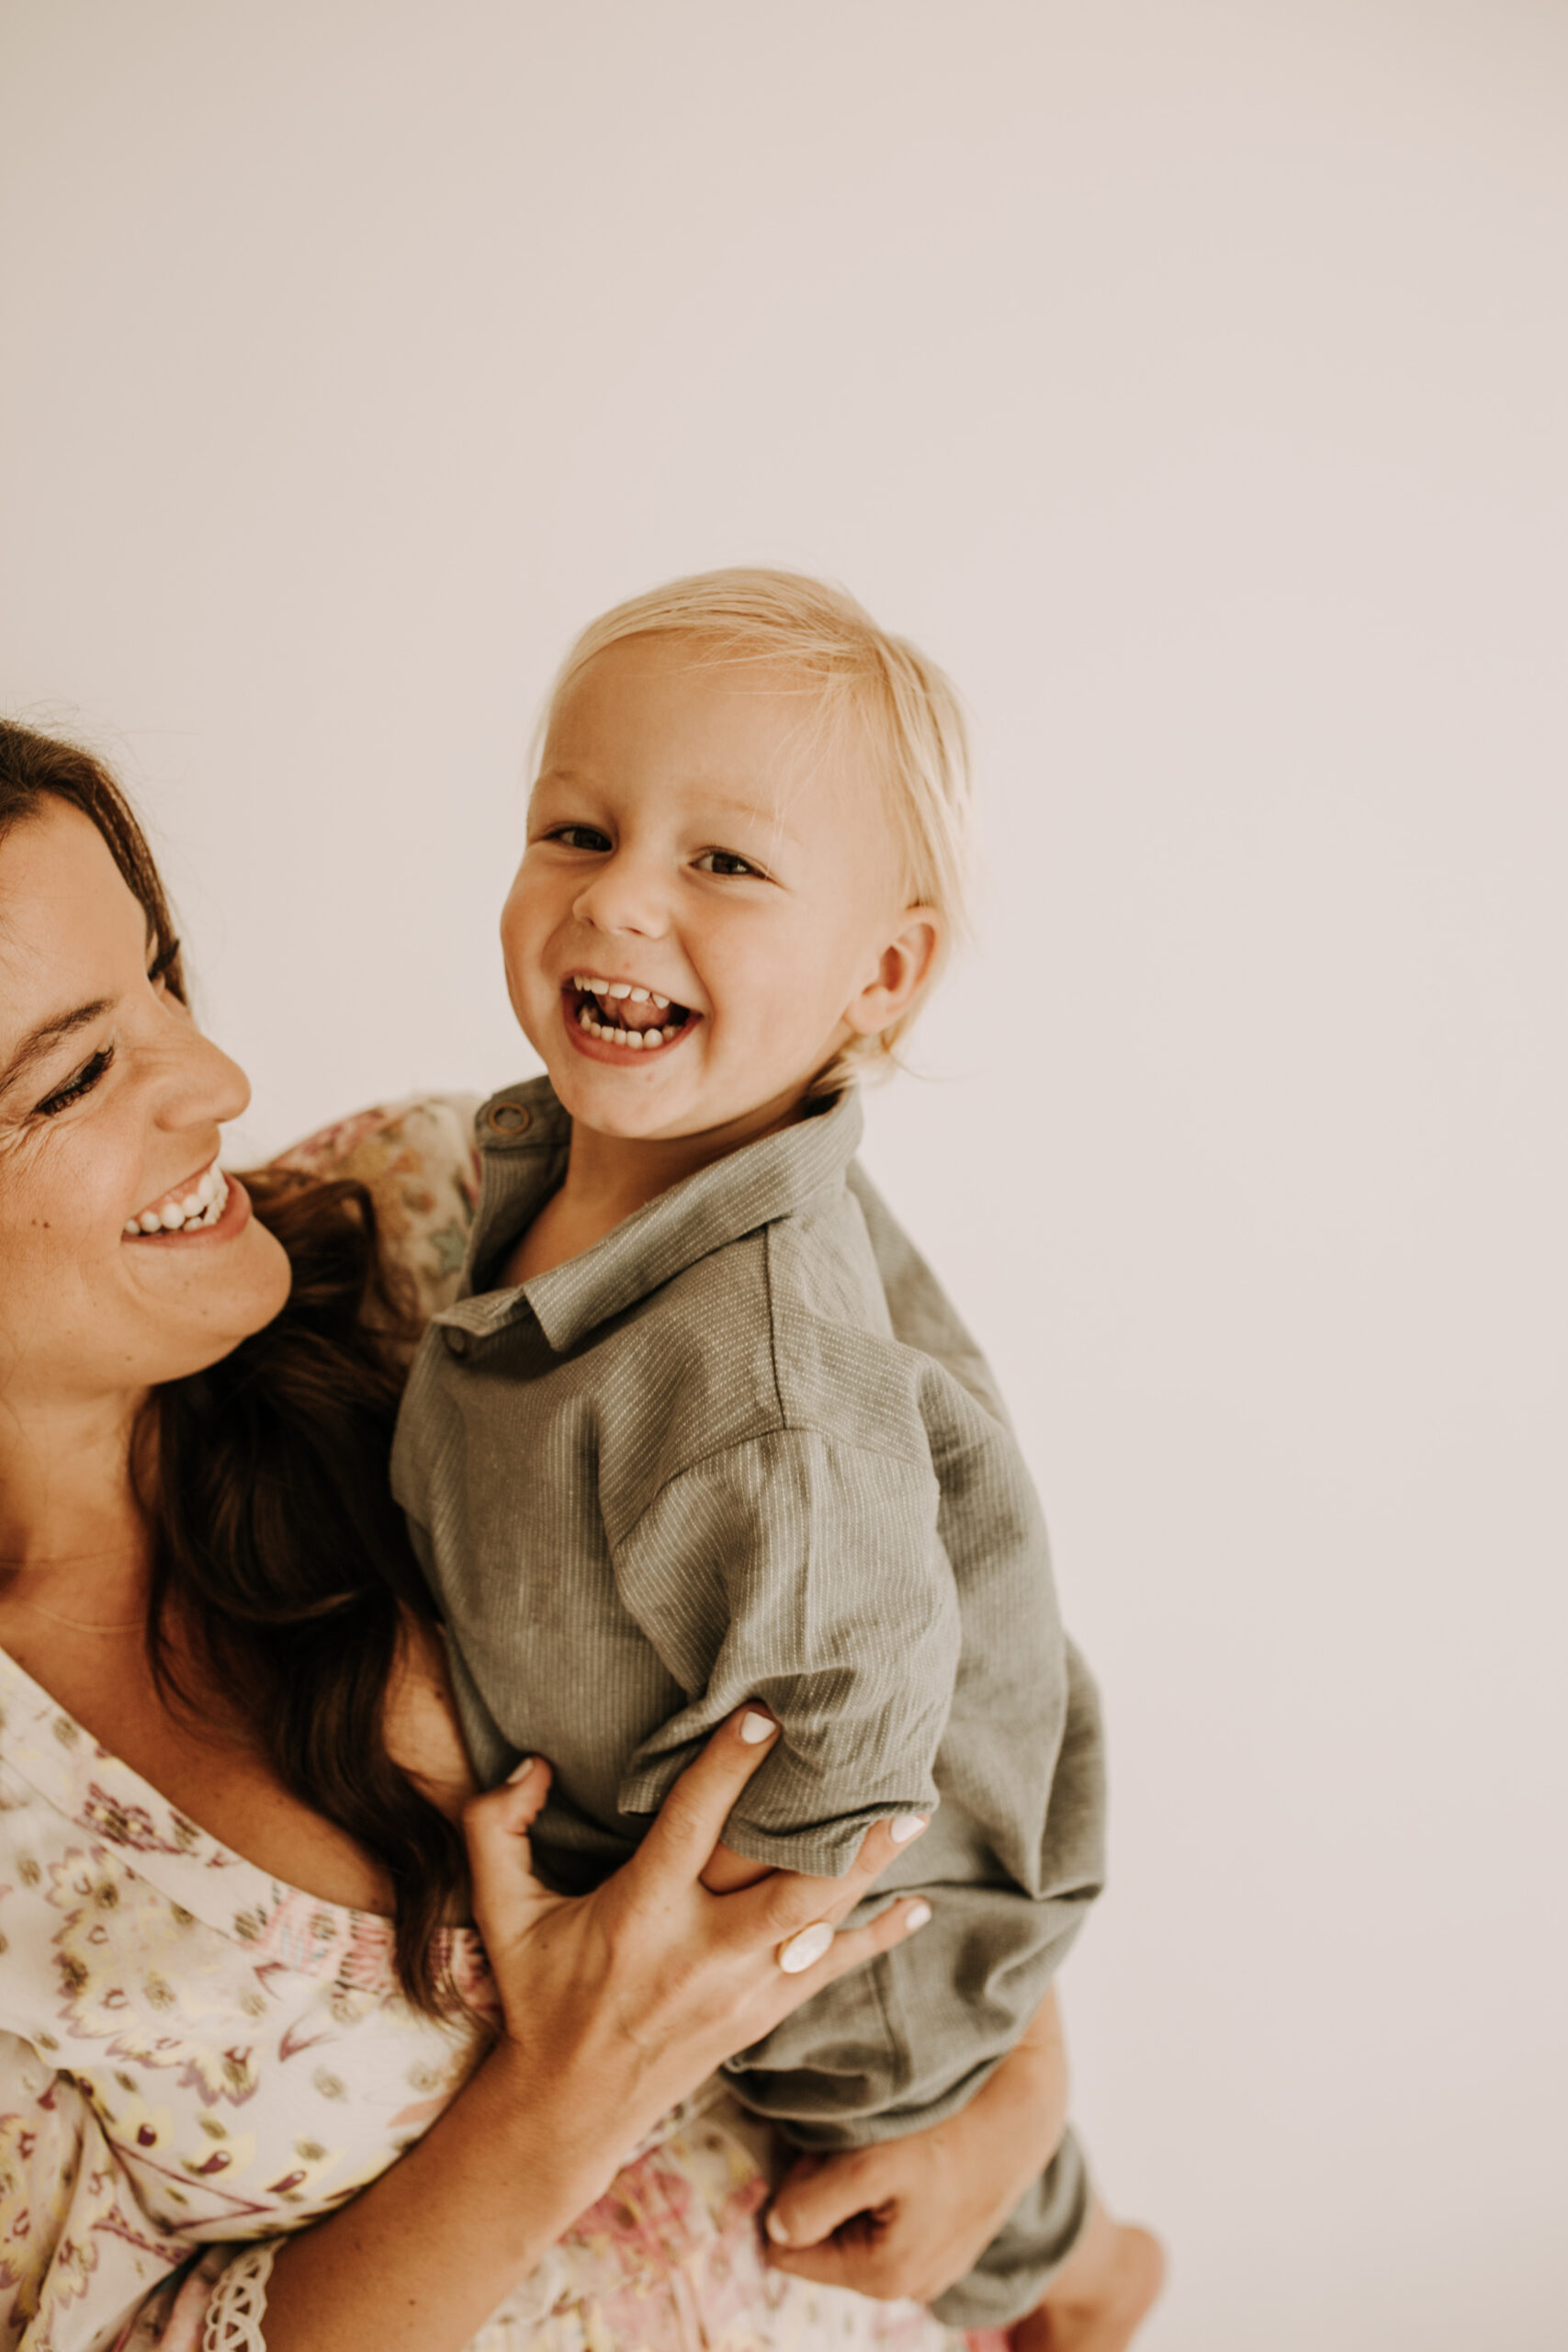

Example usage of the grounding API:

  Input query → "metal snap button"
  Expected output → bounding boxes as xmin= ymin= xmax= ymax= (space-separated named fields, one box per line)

xmin=487 ymin=1101 xmax=532 ymax=1136
xmin=444 ymin=1326 xmax=469 ymax=1357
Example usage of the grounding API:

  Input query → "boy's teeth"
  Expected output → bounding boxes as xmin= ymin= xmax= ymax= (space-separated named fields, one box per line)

xmin=572 ymin=975 xmax=673 ymax=1011
xmin=576 ymin=1004 xmax=669 ymax=1051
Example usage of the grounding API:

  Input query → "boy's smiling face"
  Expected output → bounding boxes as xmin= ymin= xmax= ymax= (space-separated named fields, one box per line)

xmin=501 ymin=633 xmax=939 ymax=1151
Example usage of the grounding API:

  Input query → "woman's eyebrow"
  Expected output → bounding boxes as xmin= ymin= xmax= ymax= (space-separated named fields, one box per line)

xmin=0 ymin=998 xmax=113 ymax=1104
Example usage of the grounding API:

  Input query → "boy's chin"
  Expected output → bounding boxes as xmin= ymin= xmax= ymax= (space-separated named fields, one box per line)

xmin=545 ymin=1054 xmax=692 ymax=1136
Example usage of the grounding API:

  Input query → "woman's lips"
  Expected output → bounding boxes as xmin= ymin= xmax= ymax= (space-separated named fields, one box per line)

xmin=126 ymin=1156 xmax=222 ymax=1232
xmin=120 ymin=1170 xmax=253 ymax=1246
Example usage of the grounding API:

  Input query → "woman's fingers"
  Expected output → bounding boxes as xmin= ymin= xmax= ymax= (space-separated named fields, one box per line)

xmin=766 ymin=2224 xmax=910 ymax=2298
xmin=463 ymin=1757 xmax=554 ymax=1944
xmin=777 ymin=1892 xmax=932 ymax=1996
xmin=628 ymin=1706 xmax=781 ymax=1885
xmin=765 ymin=2147 xmax=886 ymax=2251
xmin=741 ymin=1813 xmax=928 ymax=1949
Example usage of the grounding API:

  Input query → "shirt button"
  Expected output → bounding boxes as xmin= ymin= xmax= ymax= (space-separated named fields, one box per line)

xmin=444 ymin=1327 xmax=469 ymax=1357
xmin=487 ymin=1101 xmax=531 ymax=1136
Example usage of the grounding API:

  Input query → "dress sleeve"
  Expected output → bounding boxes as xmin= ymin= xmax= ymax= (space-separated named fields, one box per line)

xmin=269 ymin=1093 xmax=483 ymax=1326
xmin=612 ymin=1430 xmax=962 ymax=1876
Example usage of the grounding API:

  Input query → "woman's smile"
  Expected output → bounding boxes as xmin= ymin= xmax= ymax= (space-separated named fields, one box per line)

xmin=0 ymin=800 xmax=290 ymax=1407
xmin=121 ymin=1160 xmax=252 ymax=1243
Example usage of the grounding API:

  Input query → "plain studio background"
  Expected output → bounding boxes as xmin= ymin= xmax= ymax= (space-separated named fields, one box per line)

xmin=3 ymin=4 xmax=1564 ymax=2344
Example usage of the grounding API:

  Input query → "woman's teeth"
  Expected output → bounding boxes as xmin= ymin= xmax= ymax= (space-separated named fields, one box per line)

xmin=124 ymin=1166 xmax=229 ymax=1237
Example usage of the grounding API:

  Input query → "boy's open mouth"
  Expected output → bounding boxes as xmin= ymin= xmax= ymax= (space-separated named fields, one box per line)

xmin=564 ymin=975 xmax=698 ymax=1054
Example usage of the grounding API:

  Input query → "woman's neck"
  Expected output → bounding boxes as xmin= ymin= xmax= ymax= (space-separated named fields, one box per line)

xmin=0 ymin=1387 xmax=151 ymax=1596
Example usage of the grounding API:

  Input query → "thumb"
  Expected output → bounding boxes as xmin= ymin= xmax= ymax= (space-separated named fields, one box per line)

xmin=463 ymin=1757 xmax=554 ymax=1946
xmin=765 ymin=2147 xmax=889 ymax=2250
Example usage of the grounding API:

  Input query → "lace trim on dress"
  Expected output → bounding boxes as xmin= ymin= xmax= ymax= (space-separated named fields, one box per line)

xmin=201 ymin=2243 xmax=277 ymax=2351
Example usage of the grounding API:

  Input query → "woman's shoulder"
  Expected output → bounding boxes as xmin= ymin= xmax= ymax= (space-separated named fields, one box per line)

xmin=271 ymin=1093 xmax=482 ymax=1323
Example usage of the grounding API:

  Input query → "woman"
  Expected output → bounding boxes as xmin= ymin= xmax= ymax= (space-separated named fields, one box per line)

xmin=0 ymin=722 xmax=1074 ymax=2352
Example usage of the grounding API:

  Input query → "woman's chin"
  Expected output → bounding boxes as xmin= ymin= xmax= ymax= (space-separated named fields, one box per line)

xmin=125 ymin=1199 xmax=294 ymax=1374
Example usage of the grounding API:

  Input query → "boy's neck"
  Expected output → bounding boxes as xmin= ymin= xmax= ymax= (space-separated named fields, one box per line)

xmin=502 ymin=1080 xmax=814 ymax=1286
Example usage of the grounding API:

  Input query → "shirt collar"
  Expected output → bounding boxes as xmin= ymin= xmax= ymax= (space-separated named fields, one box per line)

xmin=447 ymin=1076 xmax=864 ymax=1353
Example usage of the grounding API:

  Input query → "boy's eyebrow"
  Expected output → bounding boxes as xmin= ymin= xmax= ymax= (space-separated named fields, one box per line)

xmin=0 ymin=998 xmax=113 ymax=1104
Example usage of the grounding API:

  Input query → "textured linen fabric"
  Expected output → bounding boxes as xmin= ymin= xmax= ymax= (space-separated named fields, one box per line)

xmin=390 ymin=1080 xmax=1107 ymax=2326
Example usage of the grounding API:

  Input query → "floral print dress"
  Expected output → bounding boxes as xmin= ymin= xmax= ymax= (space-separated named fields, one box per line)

xmin=0 ymin=1100 xmax=965 ymax=2352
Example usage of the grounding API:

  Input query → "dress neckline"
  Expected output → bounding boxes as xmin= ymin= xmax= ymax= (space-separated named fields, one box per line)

xmin=0 ymin=1642 xmax=485 ymax=1993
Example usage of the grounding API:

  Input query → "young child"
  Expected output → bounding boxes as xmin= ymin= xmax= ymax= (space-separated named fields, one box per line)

xmin=391 ymin=571 xmax=1160 ymax=2344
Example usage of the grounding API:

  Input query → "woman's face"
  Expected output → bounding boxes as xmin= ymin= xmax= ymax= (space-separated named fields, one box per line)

xmin=0 ymin=801 xmax=290 ymax=1421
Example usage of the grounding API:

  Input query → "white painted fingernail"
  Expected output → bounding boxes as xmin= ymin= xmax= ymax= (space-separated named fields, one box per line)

xmin=739 ymin=1711 xmax=776 ymax=1746
xmin=765 ymin=2208 xmax=792 ymax=2245
xmin=889 ymin=1814 xmax=927 ymax=1844
xmin=779 ymin=1921 xmax=834 ymax=1973
xmin=506 ymin=1756 xmax=538 ymax=1783
xmin=903 ymin=1899 xmax=932 ymax=1932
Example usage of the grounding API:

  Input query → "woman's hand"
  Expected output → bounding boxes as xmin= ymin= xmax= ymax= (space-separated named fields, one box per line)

xmin=464 ymin=1705 xmax=933 ymax=2207
xmin=762 ymin=1990 xmax=1069 ymax=2305
xmin=258 ymin=1706 xmax=930 ymax=2352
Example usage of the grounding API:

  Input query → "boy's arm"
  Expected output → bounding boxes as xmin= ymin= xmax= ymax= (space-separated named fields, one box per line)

xmin=728 ymin=1634 xmax=1103 ymax=2146
xmin=609 ymin=1423 xmax=1104 ymax=2147
xmin=613 ymin=1426 xmax=962 ymax=1878
xmin=847 ymin=1163 xmax=1011 ymax=1424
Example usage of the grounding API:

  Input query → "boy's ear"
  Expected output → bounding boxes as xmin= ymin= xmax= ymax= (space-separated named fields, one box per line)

xmin=842 ymin=908 xmax=943 ymax=1038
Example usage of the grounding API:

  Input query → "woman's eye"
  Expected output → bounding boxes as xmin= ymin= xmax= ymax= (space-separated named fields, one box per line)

xmin=37 ymin=1048 xmax=114 ymax=1119
xmin=550 ymin=824 xmax=612 ymax=853
xmin=694 ymin=850 xmax=762 ymax=878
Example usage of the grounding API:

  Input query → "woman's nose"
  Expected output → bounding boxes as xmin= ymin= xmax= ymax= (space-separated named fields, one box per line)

xmin=572 ymin=851 xmax=668 ymax=938
xmin=153 ymin=1014 xmax=253 ymax=1134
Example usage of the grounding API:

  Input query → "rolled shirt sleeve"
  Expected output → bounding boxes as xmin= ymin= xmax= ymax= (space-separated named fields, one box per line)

xmin=613 ymin=1430 xmax=962 ymax=1875
xmin=725 ymin=1634 xmax=1105 ymax=2144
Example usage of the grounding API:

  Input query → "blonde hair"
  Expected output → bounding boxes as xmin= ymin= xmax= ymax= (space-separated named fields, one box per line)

xmin=538 ymin=567 xmax=973 ymax=1091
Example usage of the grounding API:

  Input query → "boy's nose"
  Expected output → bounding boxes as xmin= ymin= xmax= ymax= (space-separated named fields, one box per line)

xmin=571 ymin=854 xmax=668 ymax=938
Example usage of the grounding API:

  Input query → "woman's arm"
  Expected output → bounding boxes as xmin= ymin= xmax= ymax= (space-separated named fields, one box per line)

xmin=258 ymin=1709 xmax=931 ymax=2352
xmin=763 ymin=1990 xmax=1070 ymax=2304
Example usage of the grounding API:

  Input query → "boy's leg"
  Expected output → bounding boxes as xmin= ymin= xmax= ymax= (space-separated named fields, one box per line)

xmin=1007 ymin=2197 xmax=1165 ymax=2352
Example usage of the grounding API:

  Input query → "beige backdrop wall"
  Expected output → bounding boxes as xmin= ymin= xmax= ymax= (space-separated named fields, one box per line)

xmin=3 ymin=4 xmax=1564 ymax=2345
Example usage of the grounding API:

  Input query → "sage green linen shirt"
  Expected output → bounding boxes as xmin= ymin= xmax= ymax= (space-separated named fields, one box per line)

xmin=390 ymin=1076 xmax=1106 ymax=2172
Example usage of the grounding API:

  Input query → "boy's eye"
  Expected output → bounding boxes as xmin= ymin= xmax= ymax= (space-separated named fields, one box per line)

xmin=694 ymin=850 xmax=762 ymax=879
xmin=549 ymin=824 xmax=612 ymax=853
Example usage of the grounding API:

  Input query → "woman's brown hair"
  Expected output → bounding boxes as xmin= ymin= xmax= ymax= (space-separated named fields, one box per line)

xmin=0 ymin=721 xmax=467 ymax=2010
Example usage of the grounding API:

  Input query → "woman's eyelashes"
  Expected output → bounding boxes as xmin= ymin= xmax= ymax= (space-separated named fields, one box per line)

xmin=32 ymin=950 xmax=178 ymax=1118
xmin=37 ymin=1047 xmax=114 ymax=1119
